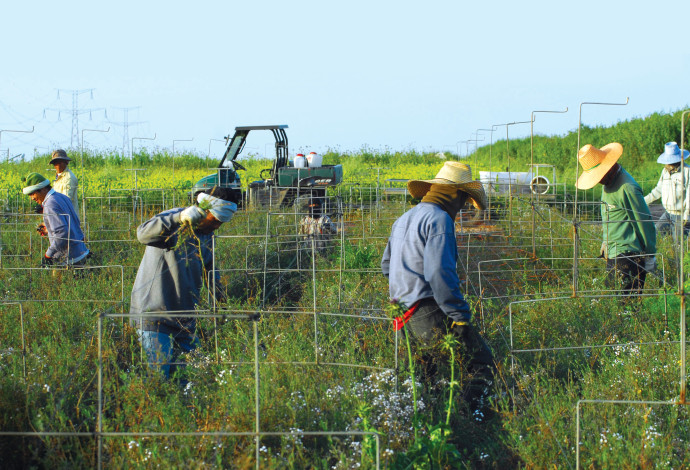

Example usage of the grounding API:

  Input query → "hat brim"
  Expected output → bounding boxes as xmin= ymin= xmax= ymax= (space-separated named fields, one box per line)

xmin=657 ymin=149 xmax=690 ymax=164
xmin=576 ymin=143 xmax=623 ymax=190
xmin=407 ymin=178 xmax=487 ymax=210
xmin=23 ymin=179 xmax=50 ymax=195
xmin=49 ymin=157 xmax=71 ymax=165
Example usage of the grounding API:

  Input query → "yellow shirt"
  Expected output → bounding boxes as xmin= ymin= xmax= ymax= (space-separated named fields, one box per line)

xmin=53 ymin=169 xmax=79 ymax=213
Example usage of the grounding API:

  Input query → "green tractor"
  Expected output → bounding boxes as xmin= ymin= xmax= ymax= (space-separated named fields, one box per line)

xmin=191 ymin=125 xmax=343 ymax=208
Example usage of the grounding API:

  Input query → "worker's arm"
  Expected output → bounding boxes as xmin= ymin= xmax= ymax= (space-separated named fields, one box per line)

xmin=381 ymin=240 xmax=391 ymax=278
xmin=424 ymin=230 xmax=471 ymax=323
xmin=625 ymin=184 xmax=656 ymax=255
xmin=136 ymin=209 xmax=184 ymax=248
xmin=643 ymin=172 xmax=663 ymax=205
xmin=43 ymin=210 xmax=69 ymax=258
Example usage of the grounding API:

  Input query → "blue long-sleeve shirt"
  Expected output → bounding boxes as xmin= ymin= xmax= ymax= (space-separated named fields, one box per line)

xmin=129 ymin=208 xmax=221 ymax=335
xmin=42 ymin=189 xmax=88 ymax=261
xmin=381 ymin=202 xmax=471 ymax=322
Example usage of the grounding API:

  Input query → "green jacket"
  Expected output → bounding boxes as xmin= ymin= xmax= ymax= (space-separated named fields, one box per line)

xmin=601 ymin=167 xmax=656 ymax=259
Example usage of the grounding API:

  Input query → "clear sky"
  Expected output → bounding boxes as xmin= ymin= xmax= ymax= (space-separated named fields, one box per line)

xmin=1 ymin=0 xmax=689 ymax=162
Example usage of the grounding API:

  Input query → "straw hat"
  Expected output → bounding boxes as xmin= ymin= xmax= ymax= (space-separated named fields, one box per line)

xmin=657 ymin=142 xmax=689 ymax=164
xmin=576 ymin=143 xmax=623 ymax=190
xmin=407 ymin=161 xmax=487 ymax=210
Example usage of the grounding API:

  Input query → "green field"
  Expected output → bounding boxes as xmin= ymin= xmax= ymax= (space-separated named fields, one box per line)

xmin=1 ymin=111 xmax=689 ymax=468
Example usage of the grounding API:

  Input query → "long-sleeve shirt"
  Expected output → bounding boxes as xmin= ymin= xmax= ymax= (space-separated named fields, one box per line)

xmin=601 ymin=167 xmax=657 ymax=259
xmin=42 ymin=189 xmax=88 ymax=262
xmin=381 ymin=202 xmax=471 ymax=322
xmin=643 ymin=164 xmax=690 ymax=220
xmin=53 ymin=169 xmax=79 ymax=214
xmin=129 ymin=208 xmax=222 ymax=335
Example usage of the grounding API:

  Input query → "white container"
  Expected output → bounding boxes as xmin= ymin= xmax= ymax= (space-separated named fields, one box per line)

xmin=306 ymin=152 xmax=322 ymax=167
xmin=294 ymin=154 xmax=307 ymax=168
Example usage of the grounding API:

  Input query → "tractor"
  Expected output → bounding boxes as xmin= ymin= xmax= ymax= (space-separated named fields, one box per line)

xmin=191 ymin=125 xmax=343 ymax=209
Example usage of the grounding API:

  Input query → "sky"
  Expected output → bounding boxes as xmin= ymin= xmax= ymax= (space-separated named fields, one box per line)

xmin=1 ymin=0 xmax=689 ymax=162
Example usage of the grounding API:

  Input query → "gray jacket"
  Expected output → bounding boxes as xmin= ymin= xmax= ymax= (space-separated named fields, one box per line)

xmin=43 ymin=189 xmax=88 ymax=262
xmin=381 ymin=202 xmax=471 ymax=322
xmin=129 ymin=208 xmax=221 ymax=335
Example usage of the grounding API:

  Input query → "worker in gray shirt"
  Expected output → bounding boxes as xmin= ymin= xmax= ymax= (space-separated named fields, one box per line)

xmin=382 ymin=161 xmax=495 ymax=418
xmin=130 ymin=188 xmax=237 ymax=380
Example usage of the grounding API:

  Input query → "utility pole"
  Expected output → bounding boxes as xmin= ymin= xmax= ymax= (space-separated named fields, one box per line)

xmin=44 ymin=89 xmax=103 ymax=148
xmin=109 ymin=106 xmax=145 ymax=158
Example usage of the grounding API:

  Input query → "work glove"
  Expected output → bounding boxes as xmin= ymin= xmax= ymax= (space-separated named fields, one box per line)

xmin=643 ymin=255 xmax=657 ymax=273
xmin=36 ymin=223 xmax=48 ymax=237
xmin=41 ymin=255 xmax=54 ymax=267
xmin=451 ymin=321 xmax=470 ymax=341
xmin=179 ymin=205 xmax=206 ymax=226
xmin=33 ymin=204 xmax=43 ymax=214
xmin=599 ymin=241 xmax=607 ymax=259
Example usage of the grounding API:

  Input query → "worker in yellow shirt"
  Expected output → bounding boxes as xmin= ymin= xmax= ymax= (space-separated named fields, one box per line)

xmin=50 ymin=149 xmax=79 ymax=214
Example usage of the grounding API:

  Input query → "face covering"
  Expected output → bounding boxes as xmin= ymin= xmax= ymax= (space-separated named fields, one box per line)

xmin=665 ymin=163 xmax=681 ymax=175
xmin=421 ymin=184 xmax=468 ymax=219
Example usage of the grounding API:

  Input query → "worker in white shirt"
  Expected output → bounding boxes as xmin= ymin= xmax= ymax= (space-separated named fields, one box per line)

xmin=644 ymin=142 xmax=690 ymax=242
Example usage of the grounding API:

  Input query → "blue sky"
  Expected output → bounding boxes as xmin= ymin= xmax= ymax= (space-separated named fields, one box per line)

xmin=1 ymin=0 xmax=689 ymax=161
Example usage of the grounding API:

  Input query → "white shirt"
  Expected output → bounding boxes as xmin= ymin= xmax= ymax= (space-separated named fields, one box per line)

xmin=644 ymin=164 xmax=690 ymax=220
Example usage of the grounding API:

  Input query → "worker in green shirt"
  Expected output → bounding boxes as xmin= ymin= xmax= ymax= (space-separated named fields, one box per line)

xmin=577 ymin=142 xmax=656 ymax=296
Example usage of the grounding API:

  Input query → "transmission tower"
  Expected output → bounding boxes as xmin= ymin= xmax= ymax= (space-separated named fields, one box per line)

xmin=109 ymin=107 xmax=146 ymax=158
xmin=44 ymin=88 xmax=104 ymax=148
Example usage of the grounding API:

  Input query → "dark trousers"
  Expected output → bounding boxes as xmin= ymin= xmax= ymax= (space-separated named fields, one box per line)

xmin=606 ymin=253 xmax=647 ymax=296
xmin=405 ymin=298 xmax=495 ymax=404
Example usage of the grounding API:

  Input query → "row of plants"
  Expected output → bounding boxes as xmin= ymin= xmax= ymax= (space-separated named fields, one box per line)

xmin=1 ymin=193 xmax=688 ymax=467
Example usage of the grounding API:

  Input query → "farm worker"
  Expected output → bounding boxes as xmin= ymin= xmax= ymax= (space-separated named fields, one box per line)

xmin=576 ymin=143 xmax=656 ymax=296
xmin=381 ymin=161 xmax=495 ymax=417
xmin=21 ymin=172 xmax=89 ymax=266
xmin=129 ymin=188 xmax=238 ymax=381
xmin=298 ymin=195 xmax=338 ymax=252
xmin=643 ymin=142 xmax=690 ymax=241
xmin=50 ymin=149 xmax=79 ymax=214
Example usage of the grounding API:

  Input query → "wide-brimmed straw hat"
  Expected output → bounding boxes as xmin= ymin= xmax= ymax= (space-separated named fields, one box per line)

xmin=576 ymin=143 xmax=623 ymax=190
xmin=657 ymin=142 xmax=689 ymax=165
xmin=49 ymin=149 xmax=71 ymax=165
xmin=407 ymin=161 xmax=487 ymax=210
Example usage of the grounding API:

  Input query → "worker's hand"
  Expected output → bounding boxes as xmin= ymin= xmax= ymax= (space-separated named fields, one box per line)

xmin=41 ymin=255 xmax=54 ymax=267
xmin=36 ymin=223 xmax=48 ymax=237
xmin=644 ymin=255 xmax=657 ymax=274
xmin=180 ymin=205 xmax=206 ymax=226
xmin=33 ymin=204 xmax=43 ymax=214
xmin=451 ymin=321 xmax=470 ymax=341
xmin=599 ymin=242 xmax=607 ymax=259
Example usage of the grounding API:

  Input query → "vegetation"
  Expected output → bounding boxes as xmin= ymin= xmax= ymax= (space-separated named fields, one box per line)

xmin=1 ymin=109 xmax=689 ymax=468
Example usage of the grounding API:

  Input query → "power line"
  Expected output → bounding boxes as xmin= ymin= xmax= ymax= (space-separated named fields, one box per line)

xmin=43 ymin=88 xmax=105 ymax=148
xmin=109 ymin=106 xmax=146 ymax=158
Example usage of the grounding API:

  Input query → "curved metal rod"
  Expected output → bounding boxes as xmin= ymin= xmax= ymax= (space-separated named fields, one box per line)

xmin=0 ymin=126 xmax=35 ymax=162
xmin=680 ymin=109 xmax=690 ymax=403
xmin=208 ymin=138 xmax=225 ymax=168
xmin=572 ymin=98 xmax=629 ymax=296
xmin=131 ymin=134 xmax=157 ymax=172
xmin=529 ymin=108 xmax=569 ymax=257
xmin=172 ymin=138 xmax=194 ymax=206
xmin=81 ymin=127 xmax=111 ymax=223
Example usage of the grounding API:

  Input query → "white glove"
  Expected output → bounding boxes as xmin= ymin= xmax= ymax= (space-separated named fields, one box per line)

xmin=180 ymin=205 xmax=206 ymax=226
xmin=644 ymin=255 xmax=657 ymax=273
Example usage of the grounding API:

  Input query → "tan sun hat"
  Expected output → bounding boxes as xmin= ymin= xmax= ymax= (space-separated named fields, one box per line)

xmin=576 ymin=143 xmax=623 ymax=190
xmin=407 ymin=161 xmax=487 ymax=210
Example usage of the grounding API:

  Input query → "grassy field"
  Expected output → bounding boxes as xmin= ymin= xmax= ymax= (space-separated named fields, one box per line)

xmin=1 ymin=140 xmax=689 ymax=468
